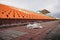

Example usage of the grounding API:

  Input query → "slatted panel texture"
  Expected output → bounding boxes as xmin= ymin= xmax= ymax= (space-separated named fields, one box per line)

xmin=0 ymin=4 xmax=55 ymax=19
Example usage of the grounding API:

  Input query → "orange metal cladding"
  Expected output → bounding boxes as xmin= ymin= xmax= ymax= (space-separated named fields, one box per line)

xmin=0 ymin=4 xmax=55 ymax=19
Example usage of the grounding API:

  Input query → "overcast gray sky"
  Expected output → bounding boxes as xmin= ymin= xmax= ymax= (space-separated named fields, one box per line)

xmin=0 ymin=0 xmax=60 ymax=18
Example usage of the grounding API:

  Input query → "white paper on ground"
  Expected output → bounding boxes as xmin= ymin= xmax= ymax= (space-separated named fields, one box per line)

xmin=27 ymin=23 xmax=43 ymax=29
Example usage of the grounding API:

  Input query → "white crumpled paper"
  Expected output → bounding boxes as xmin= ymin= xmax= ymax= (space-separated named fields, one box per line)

xmin=27 ymin=22 xmax=43 ymax=29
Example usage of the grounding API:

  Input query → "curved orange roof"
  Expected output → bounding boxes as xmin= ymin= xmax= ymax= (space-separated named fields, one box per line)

xmin=0 ymin=4 xmax=55 ymax=19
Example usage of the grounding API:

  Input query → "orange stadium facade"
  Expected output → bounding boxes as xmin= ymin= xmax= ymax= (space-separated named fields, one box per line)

xmin=0 ymin=4 xmax=56 ymax=25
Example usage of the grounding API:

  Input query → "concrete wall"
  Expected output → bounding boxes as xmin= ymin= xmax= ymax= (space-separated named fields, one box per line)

xmin=0 ymin=19 xmax=56 ymax=25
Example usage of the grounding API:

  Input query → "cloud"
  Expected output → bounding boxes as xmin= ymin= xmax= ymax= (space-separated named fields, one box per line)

xmin=0 ymin=0 xmax=58 ymax=11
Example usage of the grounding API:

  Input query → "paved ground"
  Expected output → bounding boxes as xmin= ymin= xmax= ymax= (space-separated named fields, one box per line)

xmin=0 ymin=21 xmax=60 ymax=40
xmin=45 ymin=23 xmax=60 ymax=40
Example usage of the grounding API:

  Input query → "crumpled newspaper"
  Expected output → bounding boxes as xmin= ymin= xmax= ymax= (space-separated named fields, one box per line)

xmin=27 ymin=22 xmax=43 ymax=29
